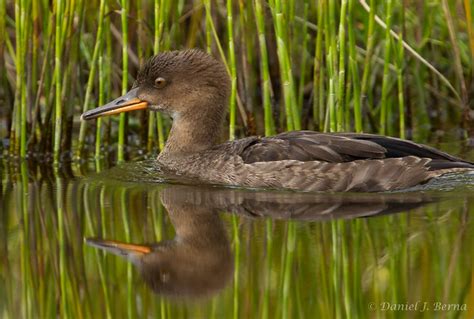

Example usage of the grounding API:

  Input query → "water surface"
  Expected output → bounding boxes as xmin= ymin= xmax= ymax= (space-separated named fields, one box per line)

xmin=0 ymin=155 xmax=473 ymax=318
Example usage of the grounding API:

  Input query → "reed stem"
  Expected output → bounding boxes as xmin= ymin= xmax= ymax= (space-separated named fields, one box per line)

xmin=53 ymin=0 xmax=64 ymax=163
xmin=379 ymin=0 xmax=393 ymax=135
xmin=19 ymin=0 xmax=29 ymax=157
xmin=312 ymin=1 xmax=325 ymax=131
xmin=254 ymin=0 xmax=275 ymax=136
xmin=396 ymin=3 xmax=406 ymax=139
xmin=227 ymin=0 xmax=237 ymax=140
xmin=360 ymin=0 xmax=376 ymax=108
xmin=269 ymin=0 xmax=300 ymax=131
xmin=118 ymin=0 xmax=129 ymax=162
xmin=152 ymin=0 xmax=166 ymax=151
xmin=337 ymin=0 xmax=347 ymax=132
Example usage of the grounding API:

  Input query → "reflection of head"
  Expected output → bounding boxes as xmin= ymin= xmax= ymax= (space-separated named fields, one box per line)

xmin=86 ymin=195 xmax=233 ymax=299
xmin=137 ymin=240 xmax=233 ymax=297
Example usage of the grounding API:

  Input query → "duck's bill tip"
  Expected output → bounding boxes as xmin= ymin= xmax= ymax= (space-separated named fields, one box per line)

xmin=80 ymin=111 xmax=93 ymax=121
xmin=80 ymin=88 xmax=148 ymax=121
xmin=81 ymin=100 xmax=148 ymax=121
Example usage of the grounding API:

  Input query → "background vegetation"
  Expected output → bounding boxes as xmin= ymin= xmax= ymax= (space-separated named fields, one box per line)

xmin=0 ymin=0 xmax=473 ymax=163
xmin=1 ymin=2 xmax=473 ymax=318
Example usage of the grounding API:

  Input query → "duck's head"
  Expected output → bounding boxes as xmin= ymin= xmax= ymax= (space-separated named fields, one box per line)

xmin=81 ymin=49 xmax=230 ymax=121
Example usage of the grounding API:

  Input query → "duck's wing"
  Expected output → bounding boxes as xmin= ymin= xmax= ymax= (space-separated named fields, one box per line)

xmin=238 ymin=131 xmax=473 ymax=168
xmin=238 ymin=131 xmax=385 ymax=163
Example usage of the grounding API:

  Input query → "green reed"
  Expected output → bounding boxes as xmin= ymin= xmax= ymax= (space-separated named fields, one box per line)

xmin=281 ymin=222 xmax=296 ymax=319
xmin=118 ymin=0 xmax=129 ymax=163
xmin=254 ymin=0 xmax=275 ymax=136
xmin=379 ymin=0 xmax=393 ymax=136
xmin=53 ymin=0 xmax=67 ymax=163
xmin=396 ymin=4 xmax=406 ymax=139
xmin=226 ymin=0 xmax=237 ymax=140
xmin=19 ymin=162 xmax=30 ymax=317
xmin=231 ymin=215 xmax=240 ymax=319
xmin=95 ymin=52 xmax=106 ymax=158
xmin=324 ymin=1 xmax=337 ymax=132
xmin=312 ymin=0 xmax=325 ymax=131
xmin=0 ymin=0 xmax=5 ymax=63
xmin=151 ymin=0 xmax=166 ymax=152
xmin=19 ymin=0 xmax=28 ymax=157
xmin=347 ymin=0 xmax=362 ymax=132
xmin=150 ymin=191 xmax=168 ymax=318
xmin=268 ymin=0 xmax=300 ymax=131
xmin=55 ymin=175 xmax=68 ymax=316
xmin=336 ymin=0 xmax=347 ymax=132
xmin=360 ymin=0 xmax=376 ymax=116
xmin=261 ymin=219 xmax=274 ymax=319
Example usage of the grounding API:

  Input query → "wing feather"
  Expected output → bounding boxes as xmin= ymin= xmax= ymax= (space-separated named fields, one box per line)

xmin=236 ymin=131 xmax=473 ymax=169
xmin=240 ymin=131 xmax=387 ymax=164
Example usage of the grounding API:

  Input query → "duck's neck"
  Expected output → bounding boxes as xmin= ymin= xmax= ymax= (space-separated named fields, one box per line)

xmin=158 ymin=105 xmax=225 ymax=161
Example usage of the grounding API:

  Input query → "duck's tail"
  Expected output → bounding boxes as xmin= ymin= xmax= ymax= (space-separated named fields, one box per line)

xmin=427 ymin=158 xmax=474 ymax=176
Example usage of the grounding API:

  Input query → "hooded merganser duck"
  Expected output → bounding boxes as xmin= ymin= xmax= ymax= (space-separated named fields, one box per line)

xmin=81 ymin=49 xmax=474 ymax=192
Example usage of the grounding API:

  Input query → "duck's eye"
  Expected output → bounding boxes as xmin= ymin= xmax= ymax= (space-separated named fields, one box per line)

xmin=154 ymin=77 xmax=166 ymax=88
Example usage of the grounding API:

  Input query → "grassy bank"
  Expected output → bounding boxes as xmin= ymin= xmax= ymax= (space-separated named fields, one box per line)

xmin=0 ymin=0 xmax=473 ymax=162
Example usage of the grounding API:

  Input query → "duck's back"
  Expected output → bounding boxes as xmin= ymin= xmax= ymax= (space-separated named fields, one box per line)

xmin=161 ymin=131 xmax=474 ymax=192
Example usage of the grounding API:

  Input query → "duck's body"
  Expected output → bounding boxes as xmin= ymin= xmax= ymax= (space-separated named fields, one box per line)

xmin=157 ymin=130 xmax=473 ymax=192
xmin=82 ymin=49 xmax=474 ymax=192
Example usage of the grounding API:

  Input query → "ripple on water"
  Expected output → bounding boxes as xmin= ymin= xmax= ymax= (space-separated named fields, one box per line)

xmin=408 ymin=171 xmax=474 ymax=193
xmin=84 ymin=158 xmax=474 ymax=198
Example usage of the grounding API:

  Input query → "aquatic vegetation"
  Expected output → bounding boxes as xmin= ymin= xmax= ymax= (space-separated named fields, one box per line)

xmin=1 ymin=167 xmax=473 ymax=318
xmin=0 ymin=1 xmax=472 ymax=162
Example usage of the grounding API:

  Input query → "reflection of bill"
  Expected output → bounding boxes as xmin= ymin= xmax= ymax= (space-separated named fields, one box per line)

xmin=86 ymin=184 xmax=441 ymax=299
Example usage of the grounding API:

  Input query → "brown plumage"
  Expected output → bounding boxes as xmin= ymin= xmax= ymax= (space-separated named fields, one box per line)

xmin=81 ymin=49 xmax=474 ymax=192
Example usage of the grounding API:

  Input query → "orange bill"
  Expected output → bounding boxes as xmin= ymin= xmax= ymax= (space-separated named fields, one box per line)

xmin=86 ymin=237 xmax=151 ymax=259
xmin=81 ymin=87 xmax=148 ymax=120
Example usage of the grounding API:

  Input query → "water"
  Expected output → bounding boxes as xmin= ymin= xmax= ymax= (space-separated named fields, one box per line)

xmin=0 ymin=154 xmax=473 ymax=318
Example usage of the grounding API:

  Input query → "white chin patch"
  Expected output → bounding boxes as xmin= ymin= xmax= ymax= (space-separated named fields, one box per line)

xmin=152 ymin=104 xmax=165 ymax=111
xmin=152 ymin=104 xmax=173 ymax=116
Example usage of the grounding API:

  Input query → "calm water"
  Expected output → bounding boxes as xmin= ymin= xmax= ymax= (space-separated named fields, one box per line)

xmin=1 ymin=149 xmax=473 ymax=318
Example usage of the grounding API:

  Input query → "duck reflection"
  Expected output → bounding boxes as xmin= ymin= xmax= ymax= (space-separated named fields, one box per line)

xmin=87 ymin=187 xmax=233 ymax=298
xmin=86 ymin=184 xmax=439 ymax=299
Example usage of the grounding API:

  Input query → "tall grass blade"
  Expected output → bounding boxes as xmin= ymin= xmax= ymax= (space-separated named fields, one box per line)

xmin=227 ymin=0 xmax=237 ymax=140
xmin=118 ymin=0 xmax=130 ymax=163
